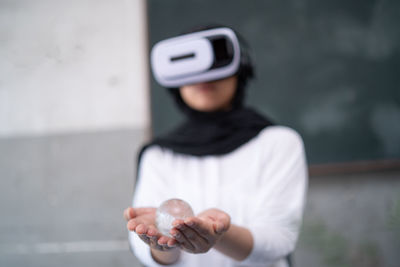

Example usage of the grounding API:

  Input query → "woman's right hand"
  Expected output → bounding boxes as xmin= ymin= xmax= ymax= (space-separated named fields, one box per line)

xmin=124 ymin=207 xmax=178 ymax=251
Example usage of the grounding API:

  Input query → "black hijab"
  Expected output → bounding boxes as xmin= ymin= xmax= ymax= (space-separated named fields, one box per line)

xmin=152 ymin=105 xmax=273 ymax=156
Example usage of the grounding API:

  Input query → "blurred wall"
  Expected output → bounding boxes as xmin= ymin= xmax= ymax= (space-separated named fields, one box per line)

xmin=295 ymin=171 xmax=400 ymax=267
xmin=0 ymin=0 xmax=149 ymax=136
xmin=0 ymin=0 xmax=148 ymax=266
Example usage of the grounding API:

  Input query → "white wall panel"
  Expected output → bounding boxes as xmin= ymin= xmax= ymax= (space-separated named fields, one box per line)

xmin=0 ymin=0 xmax=149 ymax=137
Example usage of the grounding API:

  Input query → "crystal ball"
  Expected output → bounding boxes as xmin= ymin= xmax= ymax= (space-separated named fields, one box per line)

xmin=155 ymin=198 xmax=194 ymax=237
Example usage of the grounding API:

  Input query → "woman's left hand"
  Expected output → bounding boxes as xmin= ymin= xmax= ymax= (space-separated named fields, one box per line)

xmin=166 ymin=208 xmax=231 ymax=254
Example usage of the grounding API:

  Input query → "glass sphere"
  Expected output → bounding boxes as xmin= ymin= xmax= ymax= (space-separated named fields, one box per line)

xmin=155 ymin=198 xmax=194 ymax=237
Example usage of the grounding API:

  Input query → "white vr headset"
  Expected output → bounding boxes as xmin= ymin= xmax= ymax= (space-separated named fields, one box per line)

xmin=150 ymin=27 xmax=241 ymax=88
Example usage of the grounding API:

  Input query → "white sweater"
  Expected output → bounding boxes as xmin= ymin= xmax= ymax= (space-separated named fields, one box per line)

xmin=129 ymin=126 xmax=308 ymax=267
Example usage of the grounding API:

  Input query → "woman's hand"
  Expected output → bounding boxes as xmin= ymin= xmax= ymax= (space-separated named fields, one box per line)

xmin=124 ymin=207 xmax=178 ymax=251
xmin=169 ymin=208 xmax=231 ymax=254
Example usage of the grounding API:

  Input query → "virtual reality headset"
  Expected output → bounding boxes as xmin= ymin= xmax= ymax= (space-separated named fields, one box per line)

xmin=150 ymin=27 xmax=241 ymax=88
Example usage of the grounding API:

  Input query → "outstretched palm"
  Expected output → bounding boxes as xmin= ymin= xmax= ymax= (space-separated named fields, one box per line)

xmin=126 ymin=207 xmax=156 ymax=233
xmin=124 ymin=207 xmax=177 ymax=251
xmin=197 ymin=208 xmax=231 ymax=234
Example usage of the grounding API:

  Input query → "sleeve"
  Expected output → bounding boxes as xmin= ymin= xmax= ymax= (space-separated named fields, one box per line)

xmin=128 ymin=146 xmax=179 ymax=267
xmin=240 ymin=127 xmax=308 ymax=266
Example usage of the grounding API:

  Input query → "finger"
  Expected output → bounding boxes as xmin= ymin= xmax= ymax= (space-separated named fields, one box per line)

xmin=184 ymin=217 xmax=213 ymax=243
xmin=173 ymin=223 xmax=209 ymax=253
xmin=124 ymin=207 xmax=135 ymax=221
xmin=179 ymin=223 xmax=209 ymax=249
xmin=157 ymin=235 xmax=169 ymax=245
xmin=214 ymin=213 xmax=231 ymax=233
xmin=127 ymin=218 xmax=148 ymax=232
xmin=158 ymin=235 xmax=177 ymax=247
xmin=135 ymin=223 xmax=148 ymax=235
xmin=171 ymin=228 xmax=195 ymax=252
xmin=146 ymin=225 xmax=160 ymax=237
xmin=127 ymin=219 xmax=139 ymax=231
xmin=174 ymin=223 xmax=198 ymax=241
xmin=157 ymin=236 xmax=177 ymax=250
xmin=138 ymin=233 xmax=171 ymax=251
xmin=132 ymin=207 xmax=156 ymax=216
xmin=167 ymin=238 xmax=178 ymax=248
xmin=146 ymin=226 xmax=171 ymax=250
xmin=126 ymin=211 xmax=155 ymax=231
xmin=214 ymin=222 xmax=225 ymax=234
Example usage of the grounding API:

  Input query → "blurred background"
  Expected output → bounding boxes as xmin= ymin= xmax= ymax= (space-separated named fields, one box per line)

xmin=1 ymin=0 xmax=399 ymax=266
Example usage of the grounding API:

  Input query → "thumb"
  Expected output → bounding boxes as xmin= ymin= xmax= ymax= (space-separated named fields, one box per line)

xmin=123 ymin=207 xmax=135 ymax=221
xmin=215 ymin=213 xmax=231 ymax=234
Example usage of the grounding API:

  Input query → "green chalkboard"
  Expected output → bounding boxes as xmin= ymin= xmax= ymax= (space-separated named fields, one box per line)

xmin=147 ymin=0 xmax=400 ymax=164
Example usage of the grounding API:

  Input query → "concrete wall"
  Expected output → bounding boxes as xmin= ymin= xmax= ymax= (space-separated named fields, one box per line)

xmin=0 ymin=130 xmax=145 ymax=266
xmin=0 ymin=0 xmax=150 ymax=137
xmin=295 ymin=171 xmax=400 ymax=267
xmin=0 ymin=0 xmax=148 ymax=266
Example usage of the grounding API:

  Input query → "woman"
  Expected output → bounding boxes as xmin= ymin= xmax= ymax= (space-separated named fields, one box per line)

xmin=124 ymin=25 xmax=308 ymax=267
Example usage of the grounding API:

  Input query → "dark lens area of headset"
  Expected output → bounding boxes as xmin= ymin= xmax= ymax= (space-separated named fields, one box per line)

xmin=209 ymin=36 xmax=234 ymax=69
xmin=170 ymin=53 xmax=196 ymax=62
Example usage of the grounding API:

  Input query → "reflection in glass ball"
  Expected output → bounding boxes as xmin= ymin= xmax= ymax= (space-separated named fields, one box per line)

xmin=155 ymin=198 xmax=194 ymax=237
